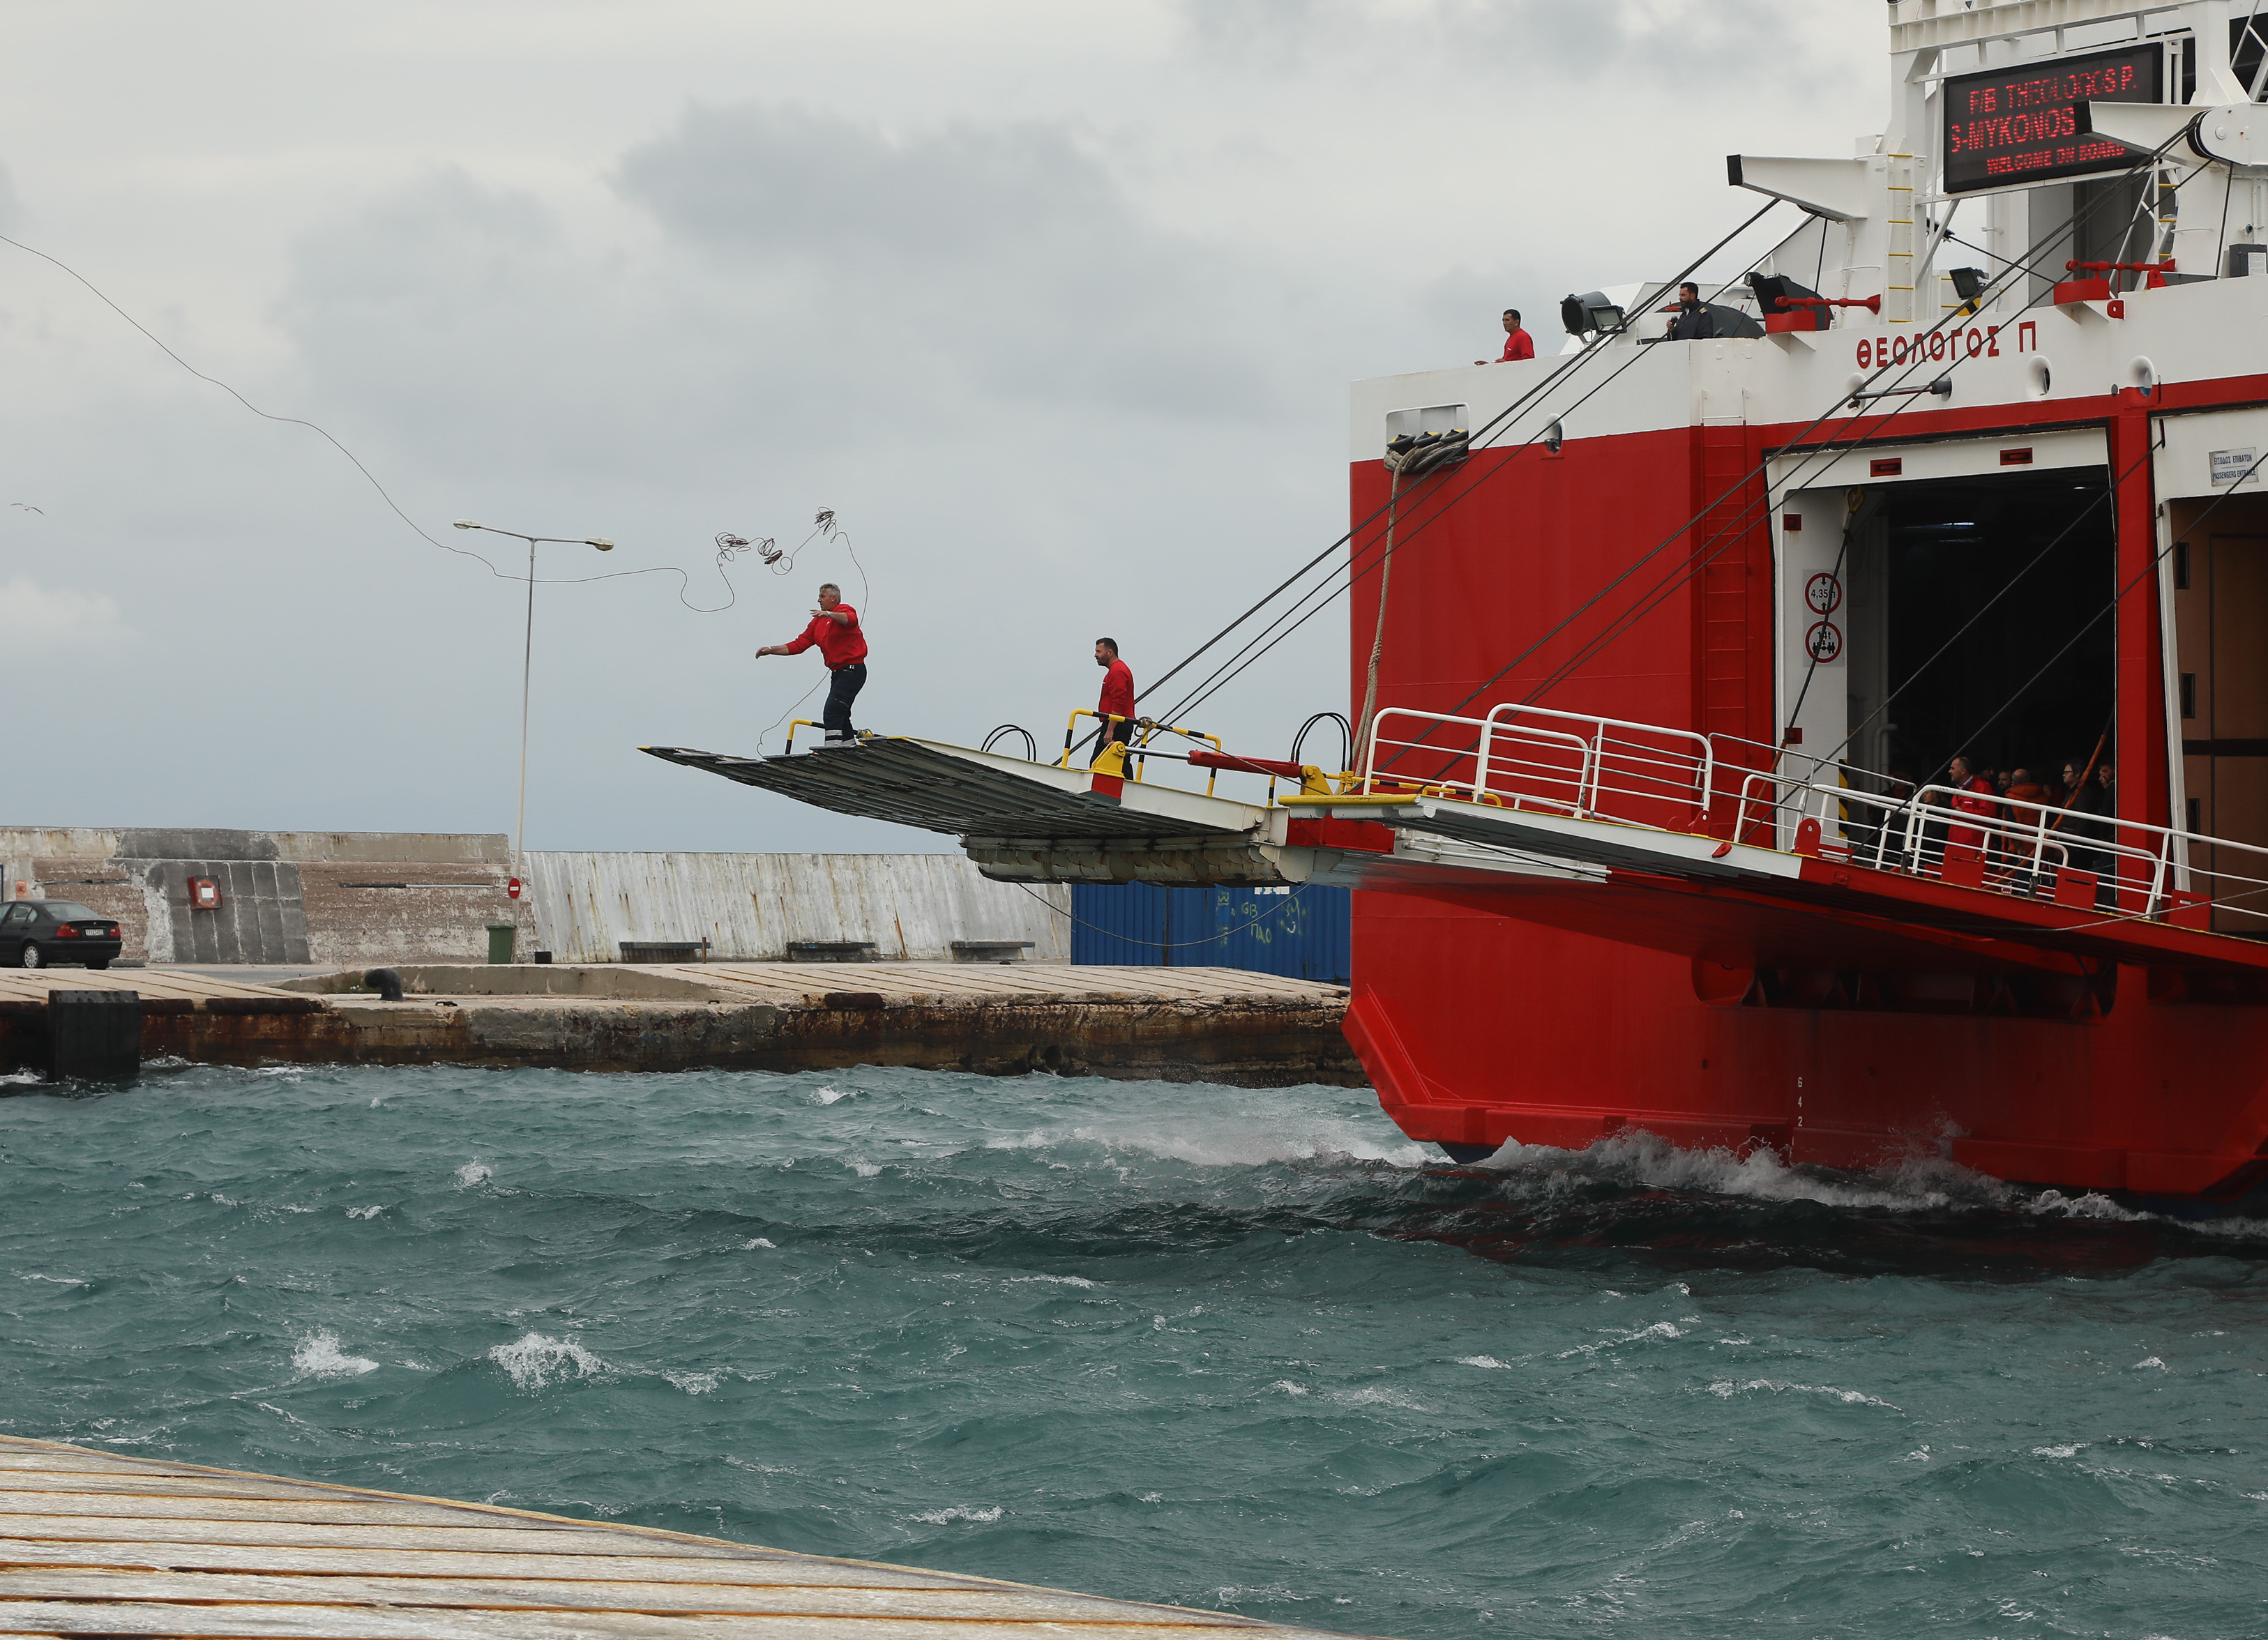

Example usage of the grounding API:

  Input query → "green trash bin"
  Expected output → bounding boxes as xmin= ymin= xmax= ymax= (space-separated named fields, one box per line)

xmin=486 ymin=923 xmax=517 ymax=965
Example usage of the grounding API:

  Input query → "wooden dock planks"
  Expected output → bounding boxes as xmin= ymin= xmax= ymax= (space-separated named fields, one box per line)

xmin=0 ymin=969 xmax=312 ymax=1007
xmin=0 ymin=1438 xmax=1370 ymax=1639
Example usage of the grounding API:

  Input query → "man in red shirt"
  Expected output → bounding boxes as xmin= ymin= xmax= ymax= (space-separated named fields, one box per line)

xmin=1476 ymin=308 xmax=1534 ymax=365
xmin=1094 ymin=638 xmax=1135 ymax=763
xmin=757 ymin=582 xmax=868 ymax=747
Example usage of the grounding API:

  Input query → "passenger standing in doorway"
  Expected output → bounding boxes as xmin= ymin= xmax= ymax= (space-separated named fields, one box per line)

xmin=1094 ymin=639 xmax=1136 ymax=764
xmin=2059 ymin=757 xmax=2115 ymax=900
xmin=757 ymin=582 xmax=868 ymax=747
xmin=2094 ymin=761 xmax=2121 ymax=906
xmin=1477 ymin=309 xmax=1534 ymax=365
xmin=1945 ymin=752 xmax=1998 ymax=856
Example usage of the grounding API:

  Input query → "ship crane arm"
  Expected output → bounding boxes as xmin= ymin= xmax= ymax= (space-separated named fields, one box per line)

xmin=1724 ymin=155 xmax=1872 ymax=222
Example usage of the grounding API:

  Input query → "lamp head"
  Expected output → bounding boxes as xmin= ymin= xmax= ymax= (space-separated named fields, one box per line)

xmin=453 ymin=519 xmax=481 ymax=530
xmin=1559 ymin=291 xmax=1626 ymax=339
xmin=587 ymin=538 xmax=614 ymax=552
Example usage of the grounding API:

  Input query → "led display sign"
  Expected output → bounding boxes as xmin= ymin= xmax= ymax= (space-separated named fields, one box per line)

xmin=1942 ymin=43 xmax=2163 ymax=194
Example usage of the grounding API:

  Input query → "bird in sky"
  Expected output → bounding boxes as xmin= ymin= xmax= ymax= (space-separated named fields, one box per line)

xmin=9 ymin=503 xmax=40 ymax=515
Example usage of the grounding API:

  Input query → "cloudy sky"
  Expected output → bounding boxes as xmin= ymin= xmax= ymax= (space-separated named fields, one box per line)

xmin=3 ymin=1 xmax=1875 ymax=852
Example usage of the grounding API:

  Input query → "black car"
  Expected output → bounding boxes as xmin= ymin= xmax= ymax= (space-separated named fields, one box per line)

xmin=0 ymin=900 xmax=124 ymax=969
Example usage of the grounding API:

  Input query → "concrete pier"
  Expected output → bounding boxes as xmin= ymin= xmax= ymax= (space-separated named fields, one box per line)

xmin=0 ymin=1434 xmax=1371 ymax=1639
xmin=0 ymin=964 xmax=1359 ymax=1086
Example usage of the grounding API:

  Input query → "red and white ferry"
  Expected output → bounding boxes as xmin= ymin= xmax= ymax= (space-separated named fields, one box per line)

xmin=652 ymin=0 xmax=2268 ymax=1210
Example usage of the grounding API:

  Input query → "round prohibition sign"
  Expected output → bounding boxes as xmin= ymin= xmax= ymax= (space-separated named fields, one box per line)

xmin=1805 ymin=620 xmax=1844 ymax=663
xmin=1804 ymin=572 xmax=1843 ymax=615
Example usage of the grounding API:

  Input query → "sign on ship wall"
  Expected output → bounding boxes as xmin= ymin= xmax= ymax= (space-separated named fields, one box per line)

xmin=1943 ymin=43 xmax=2163 ymax=194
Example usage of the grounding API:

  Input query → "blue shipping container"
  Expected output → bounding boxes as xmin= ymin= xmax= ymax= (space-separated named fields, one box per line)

xmin=1071 ymin=882 xmax=1350 ymax=982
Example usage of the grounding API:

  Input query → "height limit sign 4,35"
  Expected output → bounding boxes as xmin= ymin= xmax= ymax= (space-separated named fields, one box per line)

xmin=1803 ymin=572 xmax=1844 ymax=665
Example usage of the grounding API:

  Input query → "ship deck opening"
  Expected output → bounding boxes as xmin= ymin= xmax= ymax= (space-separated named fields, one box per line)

xmin=1846 ymin=466 xmax=2117 ymax=789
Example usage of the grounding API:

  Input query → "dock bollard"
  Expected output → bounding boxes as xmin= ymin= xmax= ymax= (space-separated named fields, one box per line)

xmin=45 ymin=990 xmax=141 ymax=1084
xmin=485 ymin=924 xmax=517 ymax=965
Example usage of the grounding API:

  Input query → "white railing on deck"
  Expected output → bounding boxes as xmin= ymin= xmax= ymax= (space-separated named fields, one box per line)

xmin=1361 ymin=704 xmax=1713 ymax=826
xmin=1362 ymin=706 xmax=2268 ymax=931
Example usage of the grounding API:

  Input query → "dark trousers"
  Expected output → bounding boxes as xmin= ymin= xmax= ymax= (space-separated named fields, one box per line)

xmin=1091 ymin=715 xmax=1131 ymax=765
xmin=824 ymin=662 xmax=866 ymax=740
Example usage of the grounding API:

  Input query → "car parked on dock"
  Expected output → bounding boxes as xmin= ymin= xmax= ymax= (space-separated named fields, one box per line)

xmin=0 ymin=901 xmax=123 ymax=969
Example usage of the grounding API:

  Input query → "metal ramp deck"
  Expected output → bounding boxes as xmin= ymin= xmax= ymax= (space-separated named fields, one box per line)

xmin=642 ymin=740 xmax=1269 ymax=842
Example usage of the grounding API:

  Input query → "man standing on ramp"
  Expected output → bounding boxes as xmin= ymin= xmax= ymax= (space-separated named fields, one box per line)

xmin=757 ymin=583 xmax=868 ymax=747
xmin=1094 ymin=637 xmax=1135 ymax=764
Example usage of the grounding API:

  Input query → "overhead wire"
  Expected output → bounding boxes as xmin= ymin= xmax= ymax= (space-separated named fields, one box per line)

xmin=1156 ymin=215 xmax=1798 ymax=727
xmin=1378 ymin=127 xmax=2205 ymax=759
xmin=1940 ymin=440 xmax=2268 ymax=773
xmin=0 ymin=230 xmax=820 ymax=614
xmin=1138 ymin=200 xmax=1788 ymax=711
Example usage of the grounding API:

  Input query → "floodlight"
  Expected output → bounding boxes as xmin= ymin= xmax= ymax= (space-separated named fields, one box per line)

xmin=1560 ymin=291 xmax=1626 ymax=338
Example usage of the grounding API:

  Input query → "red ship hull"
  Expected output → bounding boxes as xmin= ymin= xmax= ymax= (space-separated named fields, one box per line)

xmin=1340 ymin=371 xmax=2268 ymax=1206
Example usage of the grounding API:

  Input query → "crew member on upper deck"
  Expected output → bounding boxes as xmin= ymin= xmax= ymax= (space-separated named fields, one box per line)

xmin=1476 ymin=309 xmax=1534 ymax=365
xmin=1666 ymin=282 xmax=1714 ymax=341
xmin=1094 ymin=637 xmax=1136 ymax=763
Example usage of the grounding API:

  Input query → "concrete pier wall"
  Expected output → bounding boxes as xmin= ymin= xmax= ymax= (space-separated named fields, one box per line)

xmin=520 ymin=852 xmax=1070 ymax=964
xmin=1 ymin=829 xmax=524 ymax=966
xmin=3 ymin=829 xmax=1069 ymax=966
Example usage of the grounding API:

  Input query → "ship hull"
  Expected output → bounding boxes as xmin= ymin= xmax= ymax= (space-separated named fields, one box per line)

xmin=1347 ymin=887 xmax=2268 ymax=1205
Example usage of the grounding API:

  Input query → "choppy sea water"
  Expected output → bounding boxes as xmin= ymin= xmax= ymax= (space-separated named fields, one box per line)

xmin=1 ymin=1063 xmax=2263 ymax=1639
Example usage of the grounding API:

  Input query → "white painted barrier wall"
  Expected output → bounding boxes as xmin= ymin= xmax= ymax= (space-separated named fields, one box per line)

xmin=521 ymin=852 xmax=1071 ymax=964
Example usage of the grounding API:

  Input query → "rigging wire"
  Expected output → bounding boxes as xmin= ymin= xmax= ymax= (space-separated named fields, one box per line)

xmin=0 ymin=230 xmax=802 ymax=614
xmin=1154 ymin=227 xmax=1795 ymax=728
xmin=1138 ymin=200 xmax=1787 ymax=710
xmin=1384 ymin=130 xmax=2205 ymax=752
xmin=1937 ymin=441 xmax=2268 ymax=776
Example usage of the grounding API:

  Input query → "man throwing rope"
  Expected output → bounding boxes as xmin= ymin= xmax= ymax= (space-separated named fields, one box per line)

xmin=757 ymin=582 xmax=868 ymax=747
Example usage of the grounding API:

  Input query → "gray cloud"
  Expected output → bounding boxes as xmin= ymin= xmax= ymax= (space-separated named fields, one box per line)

xmin=614 ymin=102 xmax=1295 ymax=418
xmin=1177 ymin=0 xmax=1831 ymax=86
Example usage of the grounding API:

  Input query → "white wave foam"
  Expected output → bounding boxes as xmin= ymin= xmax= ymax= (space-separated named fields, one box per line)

xmin=2027 ymin=1189 xmax=2147 ymax=1221
xmin=2132 ymin=1356 xmax=2167 ymax=1371
xmin=1707 ymin=1378 xmax=1900 ymax=1411
xmin=743 ymin=1238 xmax=776 ymax=1250
xmin=847 ymin=1160 xmax=883 ymax=1178
xmin=2033 ymin=1443 xmax=2087 ymax=1458
xmin=489 ymin=1331 xmax=606 ymax=1390
xmin=913 ymin=1504 xmax=1002 ymax=1524
xmin=345 ymin=1205 xmax=384 ymax=1220
xmin=1008 ymin=1274 xmax=1096 ymax=1288
xmin=1558 ymin=1319 xmax=1694 ymax=1358
xmin=19 ymin=1273 xmax=86 ymax=1286
xmin=988 ymin=1116 xmax=1428 ymax=1169
xmin=453 ymin=1162 xmax=492 ymax=1188
xmin=1329 ymin=1385 xmax=1428 ymax=1411
xmin=812 ymin=1086 xmax=854 ymax=1106
xmin=1474 ymin=1128 xmax=2022 ymax=1213
xmin=292 ymin=1329 xmax=379 ymax=1379
xmin=663 ymin=1369 xmax=720 ymax=1395
xmin=1457 ymin=1355 xmax=1513 ymax=1370
xmin=1267 ymin=1380 xmax=1310 ymax=1396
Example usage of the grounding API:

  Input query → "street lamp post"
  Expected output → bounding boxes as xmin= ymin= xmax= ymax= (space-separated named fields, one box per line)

xmin=453 ymin=521 xmax=614 ymax=872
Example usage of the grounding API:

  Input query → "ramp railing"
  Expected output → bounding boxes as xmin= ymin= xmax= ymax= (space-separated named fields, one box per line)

xmin=1361 ymin=706 xmax=1713 ymax=827
xmin=1778 ymin=778 xmax=2268 ymax=930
